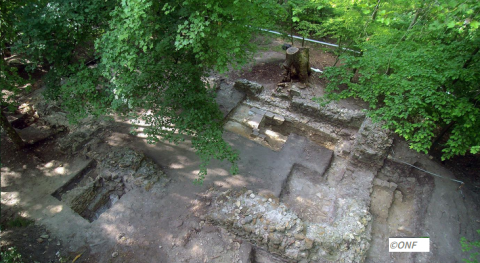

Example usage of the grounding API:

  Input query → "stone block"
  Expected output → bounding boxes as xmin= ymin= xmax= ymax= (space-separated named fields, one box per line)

xmin=264 ymin=111 xmax=275 ymax=120
xmin=234 ymin=79 xmax=264 ymax=98
xmin=290 ymin=86 xmax=302 ymax=97
xmin=272 ymin=90 xmax=291 ymax=100
xmin=250 ymin=107 xmax=266 ymax=115
xmin=215 ymin=80 xmax=245 ymax=118
xmin=350 ymin=118 xmax=393 ymax=169
xmin=273 ymin=115 xmax=285 ymax=126
xmin=370 ymin=185 xmax=395 ymax=220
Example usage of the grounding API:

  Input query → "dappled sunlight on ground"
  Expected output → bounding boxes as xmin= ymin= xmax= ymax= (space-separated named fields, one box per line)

xmin=215 ymin=174 xmax=249 ymax=189
xmin=169 ymin=155 xmax=194 ymax=170
xmin=207 ymin=167 xmax=229 ymax=177
xmin=1 ymin=191 xmax=21 ymax=206
xmin=0 ymin=168 xmax=22 ymax=187
xmin=169 ymin=163 xmax=185 ymax=169
xmin=48 ymin=204 xmax=63 ymax=214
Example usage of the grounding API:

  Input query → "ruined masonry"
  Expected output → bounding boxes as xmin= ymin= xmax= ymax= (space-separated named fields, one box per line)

xmin=8 ymin=76 xmax=437 ymax=262
xmin=207 ymin=190 xmax=371 ymax=262
xmin=210 ymin=79 xmax=399 ymax=262
xmin=54 ymin=144 xmax=170 ymax=222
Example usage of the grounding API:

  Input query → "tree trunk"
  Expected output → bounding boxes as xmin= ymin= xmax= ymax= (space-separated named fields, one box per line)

xmin=429 ymin=121 xmax=455 ymax=154
xmin=371 ymin=0 xmax=381 ymax=21
xmin=1 ymin=110 xmax=25 ymax=149
xmin=282 ymin=47 xmax=311 ymax=82
xmin=289 ymin=6 xmax=294 ymax=45
xmin=350 ymin=68 xmax=359 ymax=83
xmin=362 ymin=0 xmax=381 ymax=36
xmin=407 ymin=10 xmax=421 ymax=31
xmin=401 ymin=1 xmax=425 ymax=41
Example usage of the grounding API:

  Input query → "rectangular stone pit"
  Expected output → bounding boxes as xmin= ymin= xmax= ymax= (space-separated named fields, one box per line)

xmin=52 ymin=160 xmax=126 ymax=222
xmin=52 ymin=147 xmax=168 ymax=222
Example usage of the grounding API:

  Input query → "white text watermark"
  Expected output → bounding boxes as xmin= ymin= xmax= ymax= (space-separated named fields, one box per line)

xmin=389 ymin=238 xmax=430 ymax=252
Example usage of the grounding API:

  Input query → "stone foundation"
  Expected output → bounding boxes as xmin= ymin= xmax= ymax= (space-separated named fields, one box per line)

xmin=207 ymin=190 xmax=372 ymax=262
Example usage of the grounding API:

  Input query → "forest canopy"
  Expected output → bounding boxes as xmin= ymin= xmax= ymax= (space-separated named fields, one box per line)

xmin=1 ymin=0 xmax=282 ymax=182
xmin=316 ymin=0 xmax=480 ymax=160
xmin=1 ymin=0 xmax=479 ymax=181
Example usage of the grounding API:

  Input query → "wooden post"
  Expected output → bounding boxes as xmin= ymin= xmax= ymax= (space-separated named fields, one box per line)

xmin=282 ymin=46 xmax=311 ymax=82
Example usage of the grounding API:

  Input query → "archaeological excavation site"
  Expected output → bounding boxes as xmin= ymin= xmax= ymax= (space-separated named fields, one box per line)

xmin=3 ymin=1 xmax=480 ymax=261
xmin=2 ymin=41 xmax=480 ymax=263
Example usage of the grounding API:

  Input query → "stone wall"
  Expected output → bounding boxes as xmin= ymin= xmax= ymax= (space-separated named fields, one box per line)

xmin=234 ymin=79 xmax=264 ymax=98
xmin=290 ymin=98 xmax=365 ymax=129
xmin=350 ymin=118 xmax=393 ymax=170
xmin=207 ymin=190 xmax=372 ymax=262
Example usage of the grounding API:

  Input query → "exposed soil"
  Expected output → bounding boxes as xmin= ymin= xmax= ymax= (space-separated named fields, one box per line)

xmin=1 ymin=132 xmax=96 ymax=262
xmin=2 ymin=36 xmax=480 ymax=263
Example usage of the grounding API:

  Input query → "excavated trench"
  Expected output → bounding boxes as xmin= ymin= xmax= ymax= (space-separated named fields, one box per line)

xmin=52 ymin=160 xmax=127 ymax=222
xmin=50 ymin=146 xmax=169 ymax=223
xmin=367 ymin=159 xmax=435 ymax=262
xmin=1 ymin=69 xmax=472 ymax=262
xmin=210 ymin=79 xmax=438 ymax=262
xmin=224 ymin=103 xmax=347 ymax=153
xmin=215 ymin=93 xmax=377 ymax=261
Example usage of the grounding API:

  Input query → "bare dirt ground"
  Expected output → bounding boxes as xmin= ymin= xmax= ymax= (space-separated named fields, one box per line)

xmin=2 ymin=35 xmax=480 ymax=263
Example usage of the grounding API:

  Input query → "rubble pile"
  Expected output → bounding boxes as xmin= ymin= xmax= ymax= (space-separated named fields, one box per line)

xmin=207 ymin=190 xmax=372 ymax=262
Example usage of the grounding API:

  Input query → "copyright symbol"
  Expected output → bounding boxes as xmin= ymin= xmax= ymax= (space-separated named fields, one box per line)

xmin=390 ymin=241 xmax=398 ymax=249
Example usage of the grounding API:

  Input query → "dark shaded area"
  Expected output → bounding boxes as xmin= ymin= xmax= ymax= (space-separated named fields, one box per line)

xmin=445 ymin=153 xmax=480 ymax=194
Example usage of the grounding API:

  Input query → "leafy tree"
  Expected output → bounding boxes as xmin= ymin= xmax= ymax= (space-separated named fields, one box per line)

xmin=291 ymin=0 xmax=333 ymax=46
xmin=7 ymin=0 xmax=281 ymax=183
xmin=12 ymin=0 xmax=117 ymax=98
xmin=317 ymin=0 xmax=367 ymax=46
xmin=1 ymin=0 xmax=28 ymax=149
xmin=321 ymin=0 xmax=480 ymax=160
xmin=276 ymin=0 xmax=334 ymax=46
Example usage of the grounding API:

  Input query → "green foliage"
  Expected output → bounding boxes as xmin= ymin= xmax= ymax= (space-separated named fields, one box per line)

xmin=0 ymin=60 xmax=26 ymax=111
xmin=461 ymin=230 xmax=480 ymax=263
xmin=13 ymin=0 xmax=115 ymax=67
xmin=5 ymin=217 xmax=34 ymax=228
xmin=322 ymin=0 xmax=480 ymax=160
xmin=317 ymin=0 xmax=369 ymax=43
xmin=11 ymin=0 xmax=116 ymax=99
xmin=1 ymin=0 xmax=29 ymax=111
xmin=0 ymin=246 xmax=23 ymax=263
xmin=277 ymin=0 xmax=334 ymax=46
xmin=7 ymin=0 xmax=281 ymax=182
xmin=290 ymin=0 xmax=334 ymax=38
